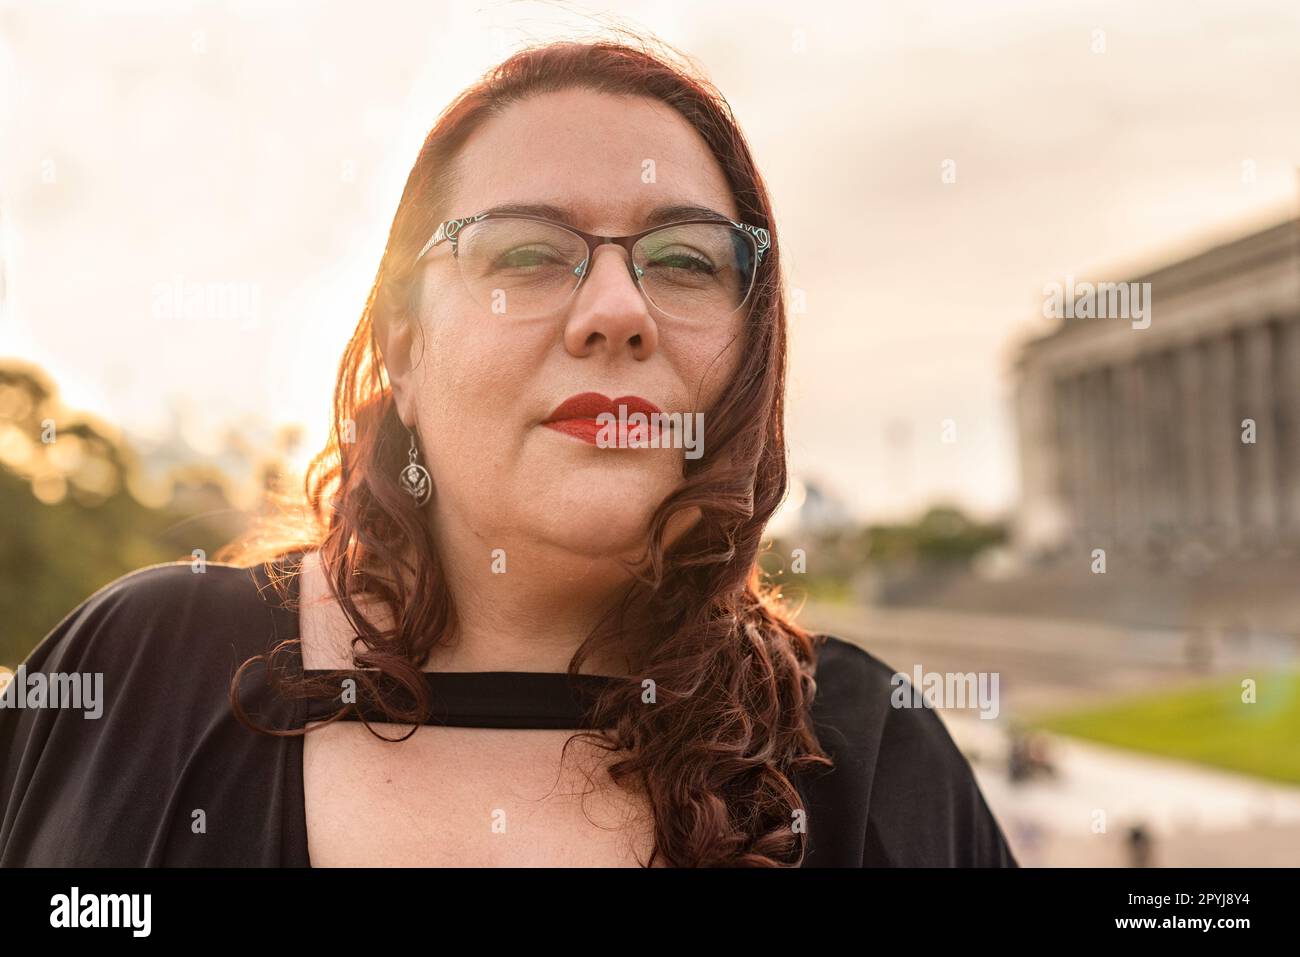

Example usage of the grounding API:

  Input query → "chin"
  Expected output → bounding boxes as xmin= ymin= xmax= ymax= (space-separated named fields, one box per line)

xmin=533 ymin=477 xmax=671 ymax=558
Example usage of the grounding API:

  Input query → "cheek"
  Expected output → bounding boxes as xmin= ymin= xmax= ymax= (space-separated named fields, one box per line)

xmin=408 ymin=273 xmax=513 ymax=417
xmin=677 ymin=324 xmax=746 ymax=408
xmin=412 ymin=320 xmax=523 ymax=464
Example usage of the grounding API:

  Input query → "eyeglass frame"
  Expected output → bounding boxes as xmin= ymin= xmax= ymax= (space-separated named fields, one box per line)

xmin=412 ymin=209 xmax=771 ymax=319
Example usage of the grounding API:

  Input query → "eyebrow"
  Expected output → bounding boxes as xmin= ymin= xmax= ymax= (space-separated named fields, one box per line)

xmin=476 ymin=201 xmax=734 ymax=231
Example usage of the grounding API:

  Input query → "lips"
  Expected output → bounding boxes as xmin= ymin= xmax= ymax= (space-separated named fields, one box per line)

xmin=543 ymin=392 xmax=665 ymax=446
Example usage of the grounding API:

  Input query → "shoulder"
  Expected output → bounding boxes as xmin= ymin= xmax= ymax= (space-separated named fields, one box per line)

xmin=23 ymin=557 xmax=299 ymax=676
xmin=808 ymin=633 xmax=974 ymax=756
xmin=6 ymin=556 xmax=303 ymax=742
xmin=808 ymin=633 xmax=901 ymax=704
xmin=806 ymin=634 xmax=1018 ymax=867
xmin=1 ymin=556 xmax=303 ymax=865
xmin=6 ymin=556 xmax=302 ymax=748
xmin=805 ymin=634 xmax=907 ymax=754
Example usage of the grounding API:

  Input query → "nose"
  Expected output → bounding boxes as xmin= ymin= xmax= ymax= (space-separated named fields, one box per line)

xmin=561 ymin=243 xmax=659 ymax=360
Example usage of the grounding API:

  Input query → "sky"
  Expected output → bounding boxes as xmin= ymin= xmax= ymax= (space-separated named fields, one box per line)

xmin=2 ymin=0 xmax=1299 ymax=524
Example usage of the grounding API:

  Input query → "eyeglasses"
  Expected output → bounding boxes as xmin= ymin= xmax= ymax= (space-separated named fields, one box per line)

xmin=413 ymin=210 xmax=770 ymax=322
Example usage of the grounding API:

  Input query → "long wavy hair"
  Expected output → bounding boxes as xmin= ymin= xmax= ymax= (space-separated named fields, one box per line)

xmin=222 ymin=35 xmax=832 ymax=867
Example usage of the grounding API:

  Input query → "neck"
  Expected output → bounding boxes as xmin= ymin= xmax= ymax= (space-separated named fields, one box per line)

xmin=416 ymin=511 xmax=648 ymax=677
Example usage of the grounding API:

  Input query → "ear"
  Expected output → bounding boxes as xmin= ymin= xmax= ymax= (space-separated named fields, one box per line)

xmin=374 ymin=286 xmax=420 ymax=428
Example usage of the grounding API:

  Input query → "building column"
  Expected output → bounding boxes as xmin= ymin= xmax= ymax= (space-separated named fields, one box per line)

xmin=1014 ymin=364 xmax=1070 ymax=556
xmin=1276 ymin=319 xmax=1300 ymax=539
xmin=1097 ymin=366 xmax=1117 ymax=537
xmin=1120 ymin=359 xmax=1148 ymax=551
xmin=1143 ymin=352 xmax=1175 ymax=542
xmin=1176 ymin=344 xmax=1208 ymax=536
xmin=1082 ymin=369 xmax=1103 ymax=540
xmin=1204 ymin=334 xmax=1241 ymax=550
xmin=1239 ymin=323 xmax=1279 ymax=545
xmin=1066 ymin=372 xmax=1092 ymax=545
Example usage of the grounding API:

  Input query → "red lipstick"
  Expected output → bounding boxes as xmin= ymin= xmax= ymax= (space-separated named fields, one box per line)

xmin=543 ymin=392 xmax=664 ymax=445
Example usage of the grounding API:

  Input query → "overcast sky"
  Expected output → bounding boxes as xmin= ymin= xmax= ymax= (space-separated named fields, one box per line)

xmin=2 ymin=0 xmax=1298 ymax=522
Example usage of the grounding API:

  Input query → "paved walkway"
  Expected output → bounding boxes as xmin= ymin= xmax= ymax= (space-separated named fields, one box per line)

xmin=952 ymin=715 xmax=1300 ymax=866
xmin=802 ymin=602 xmax=1300 ymax=866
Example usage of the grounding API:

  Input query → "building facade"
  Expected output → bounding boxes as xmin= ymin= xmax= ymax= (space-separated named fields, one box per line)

xmin=1014 ymin=218 xmax=1300 ymax=559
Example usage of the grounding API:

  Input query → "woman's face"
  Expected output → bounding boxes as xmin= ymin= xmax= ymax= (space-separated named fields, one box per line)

xmin=392 ymin=88 xmax=746 ymax=564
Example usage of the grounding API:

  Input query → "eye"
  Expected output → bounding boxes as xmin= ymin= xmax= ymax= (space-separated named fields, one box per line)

xmin=647 ymin=248 xmax=716 ymax=274
xmin=494 ymin=245 xmax=566 ymax=268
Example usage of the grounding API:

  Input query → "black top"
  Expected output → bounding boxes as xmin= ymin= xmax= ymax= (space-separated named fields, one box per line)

xmin=0 ymin=558 xmax=1018 ymax=867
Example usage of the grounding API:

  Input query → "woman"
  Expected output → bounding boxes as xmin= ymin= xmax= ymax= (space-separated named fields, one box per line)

xmin=0 ymin=38 xmax=1017 ymax=868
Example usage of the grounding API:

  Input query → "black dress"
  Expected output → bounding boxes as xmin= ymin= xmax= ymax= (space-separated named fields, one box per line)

xmin=0 ymin=558 xmax=1018 ymax=867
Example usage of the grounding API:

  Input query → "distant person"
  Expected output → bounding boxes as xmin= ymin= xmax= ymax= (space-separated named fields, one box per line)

xmin=1126 ymin=824 xmax=1154 ymax=867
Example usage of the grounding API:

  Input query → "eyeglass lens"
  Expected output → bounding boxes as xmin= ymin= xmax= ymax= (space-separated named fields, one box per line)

xmin=452 ymin=218 xmax=757 ymax=320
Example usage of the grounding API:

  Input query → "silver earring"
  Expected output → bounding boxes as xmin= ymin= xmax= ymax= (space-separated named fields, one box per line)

xmin=399 ymin=429 xmax=432 ymax=506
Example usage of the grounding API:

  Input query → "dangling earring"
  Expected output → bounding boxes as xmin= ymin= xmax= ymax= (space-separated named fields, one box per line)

xmin=399 ymin=429 xmax=432 ymax=506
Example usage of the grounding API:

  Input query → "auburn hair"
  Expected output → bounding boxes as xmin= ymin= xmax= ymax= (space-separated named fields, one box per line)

xmin=222 ymin=33 xmax=832 ymax=867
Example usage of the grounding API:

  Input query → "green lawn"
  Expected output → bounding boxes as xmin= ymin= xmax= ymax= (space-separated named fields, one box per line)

xmin=1029 ymin=668 xmax=1300 ymax=785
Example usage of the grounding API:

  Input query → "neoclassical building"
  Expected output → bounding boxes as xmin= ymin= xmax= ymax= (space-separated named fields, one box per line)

xmin=1013 ymin=217 xmax=1300 ymax=558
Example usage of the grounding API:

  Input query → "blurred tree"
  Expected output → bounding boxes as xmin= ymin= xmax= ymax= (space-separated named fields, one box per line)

xmin=0 ymin=360 xmax=252 ymax=666
xmin=765 ymin=503 xmax=1007 ymax=606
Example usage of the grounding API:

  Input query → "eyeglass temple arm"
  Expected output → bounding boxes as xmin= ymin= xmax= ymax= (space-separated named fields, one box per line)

xmin=730 ymin=220 xmax=771 ymax=266
xmin=414 ymin=213 xmax=490 ymax=264
xmin=413 ymin=228 xmax=442 ymax=263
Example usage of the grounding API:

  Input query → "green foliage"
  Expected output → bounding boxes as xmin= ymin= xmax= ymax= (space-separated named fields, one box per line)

xmin=0 ymin=466 xmax=242 ymax=667
xmin=866 ymin=504 xmax=1007 ymax=564
xmin=763 ymin=504 xmax=1007 ymax=605
xmin=0 ymin=360 xmax=251 ymax=667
